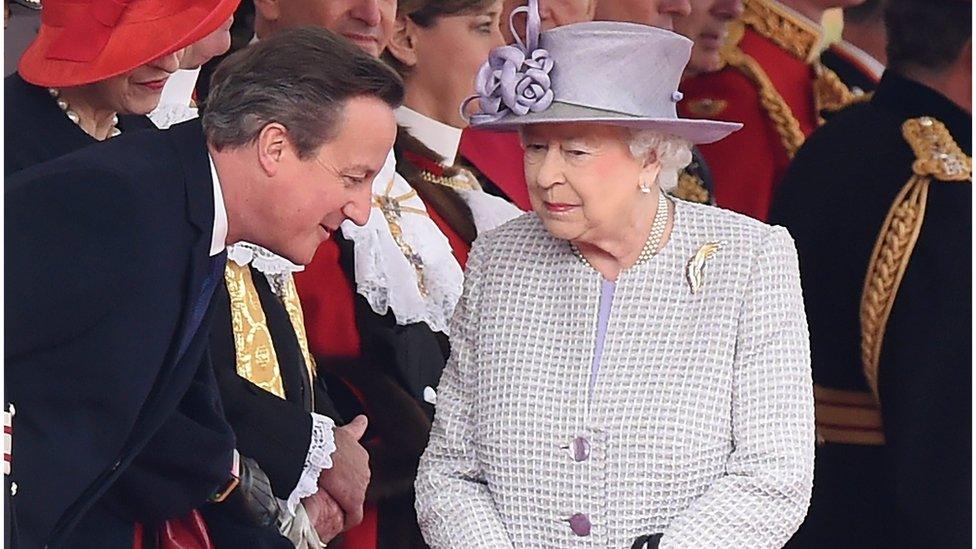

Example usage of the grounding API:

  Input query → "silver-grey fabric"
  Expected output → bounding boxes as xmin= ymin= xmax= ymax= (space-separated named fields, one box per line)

xmin=415 ymin=200 xmax=815 ymax=548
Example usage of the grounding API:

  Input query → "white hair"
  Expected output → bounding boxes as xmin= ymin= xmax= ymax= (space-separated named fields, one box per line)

xmin=627 ymin=129 xmax=693 ymax=192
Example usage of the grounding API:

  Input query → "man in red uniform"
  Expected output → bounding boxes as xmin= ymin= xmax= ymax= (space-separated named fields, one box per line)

xmin=679 ymin=0 xmax=861 ymax=220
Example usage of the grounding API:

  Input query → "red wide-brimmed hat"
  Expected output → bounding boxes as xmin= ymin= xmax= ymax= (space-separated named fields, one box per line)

xmin=19 ymin=0 xmax=240 ymax=88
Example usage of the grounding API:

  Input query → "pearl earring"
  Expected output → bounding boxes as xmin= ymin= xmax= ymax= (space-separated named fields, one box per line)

xmin=639 ymin=180 xmax=651 ymax=194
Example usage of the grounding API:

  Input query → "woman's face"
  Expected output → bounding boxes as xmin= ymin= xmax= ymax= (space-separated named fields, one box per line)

xmin=181 ymin=16 xmax=234 ymax=70
xmin=409 ymin=2 xmax=505 ymax=127
xmin=81 ymin=50 xmax=184 ymax=115
xmin=522 ymin=122 xmax=660 ymax=243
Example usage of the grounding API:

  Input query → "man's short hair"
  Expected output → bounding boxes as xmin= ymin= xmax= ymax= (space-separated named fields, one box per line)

xmin=383 ymin=0 xmax=497 ymax=77
xmin=203 ymin=26 xmax=405 ymax=158
xmin=885 ymin=0 xmax=971 ymax=73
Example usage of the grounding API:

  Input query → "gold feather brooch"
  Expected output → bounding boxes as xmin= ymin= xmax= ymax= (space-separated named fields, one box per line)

xmin=686 ymin=242 xmax=722 ymax=294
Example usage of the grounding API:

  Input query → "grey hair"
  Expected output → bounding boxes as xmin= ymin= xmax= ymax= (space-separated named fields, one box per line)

xmin=627 ymin=129 xmax=693 ymax=192
xmin=202 ymin=27 xmax=404 ymax=159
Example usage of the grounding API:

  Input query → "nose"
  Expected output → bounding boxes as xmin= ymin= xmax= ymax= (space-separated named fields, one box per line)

xmin=350 ymin=0 xmax=382 ymax=27
xmin=344 ymin=184 xmax=373 ymax=227
xmin=713 ymin=0 xmax=744 ymax=20
xmin=533 ymin=145 xmax=565 ymax=191
xmin=150 ymin=49 xmax=183 ymax=74
xmin=664 ymin=0 xmax=692 ymax=18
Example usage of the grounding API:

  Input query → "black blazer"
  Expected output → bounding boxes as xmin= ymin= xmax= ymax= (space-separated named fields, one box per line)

xmin=5 ymin=119 xmax=235 ymax=547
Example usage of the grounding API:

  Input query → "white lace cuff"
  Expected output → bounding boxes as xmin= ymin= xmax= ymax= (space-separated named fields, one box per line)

xmin=285 ymin=413 xmax=336 ymax=515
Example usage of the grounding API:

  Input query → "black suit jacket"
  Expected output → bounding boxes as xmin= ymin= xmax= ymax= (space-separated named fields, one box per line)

xmin=6 ymin=119 xmax=235 ymax=547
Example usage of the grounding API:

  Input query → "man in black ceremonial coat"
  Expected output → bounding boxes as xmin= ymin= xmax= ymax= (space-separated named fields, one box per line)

xmin=771 ymin=1 xmax=971 ymax=547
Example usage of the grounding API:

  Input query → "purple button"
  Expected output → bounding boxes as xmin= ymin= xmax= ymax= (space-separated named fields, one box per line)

xmin=572 ymin=437 xmax=590 ymax=462
xmin=569 ymin=513 xmax=591 ymax=536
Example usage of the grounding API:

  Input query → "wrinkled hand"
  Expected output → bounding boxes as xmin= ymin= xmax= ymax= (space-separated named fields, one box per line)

xmin=317 ymin=415 xmax=370 ymax=531
xmin=302 ymin=490 xmax=344 ymax=543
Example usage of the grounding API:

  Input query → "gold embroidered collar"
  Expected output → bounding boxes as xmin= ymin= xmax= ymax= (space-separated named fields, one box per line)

xmin=738 ymin=0 xmax=823 ymax=63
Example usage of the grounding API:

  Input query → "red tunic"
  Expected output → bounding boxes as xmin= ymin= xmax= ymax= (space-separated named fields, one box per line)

xmin=679 ymin=0 xmax=820 ymax=221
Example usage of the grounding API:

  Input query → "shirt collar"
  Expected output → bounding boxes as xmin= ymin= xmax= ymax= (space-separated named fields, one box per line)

xmin=833 ymin=39 xmax=885 ymax=82
xmin=208 ymin=152 xmax=229 ymax=256
xmin=395 ymin=106 xmax=463 ymax=166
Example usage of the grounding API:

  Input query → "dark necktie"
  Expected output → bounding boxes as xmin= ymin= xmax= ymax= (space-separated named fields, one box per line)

xmin=175 ymin=251 xmax=227 ymax=363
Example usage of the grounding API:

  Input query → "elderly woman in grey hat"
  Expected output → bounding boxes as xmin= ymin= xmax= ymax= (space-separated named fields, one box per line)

xmin=414 ymin=2 xmax=815 ymax=547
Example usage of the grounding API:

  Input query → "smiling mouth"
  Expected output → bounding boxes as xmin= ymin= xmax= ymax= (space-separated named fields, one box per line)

xmin=137 ymin=78 xmax=169 ymax=91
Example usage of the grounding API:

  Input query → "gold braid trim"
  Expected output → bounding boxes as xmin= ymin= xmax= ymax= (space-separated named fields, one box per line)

xmin=671 ymin=170 xmax=711 ymax=204
xmin=860 ymin=117 xmax=972 ymax=401
xmin=813 ymin=62 xmax=858 ymax=122
xmin=277 ymin=273 xmax=317 ymax=387
xmin=225 ymin=262 xmax=286 ymax=399
xmin=741 ymin=0 xmax=822 ymax=63
xmin=722 ymin=46 xmax=806 ymax=158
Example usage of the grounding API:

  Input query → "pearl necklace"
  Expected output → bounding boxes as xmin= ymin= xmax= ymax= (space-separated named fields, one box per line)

xmin=48 ymin=88 xmax=121 ymax=139
xmin=571 ymin=190 xmax=670 ymax=270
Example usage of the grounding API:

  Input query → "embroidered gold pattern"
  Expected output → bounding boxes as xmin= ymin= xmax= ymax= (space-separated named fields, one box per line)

xmin=860 ymin=117 xmax=971 ymax=401
xmin=813 ymin=62 xmax=858 ymax=121
xmin=722 ymin=46 xmax=806 ymax=158
xmin=225 ymin=262 xmax=286 ymax=399
xmin=420 ymin=167 xmax=482 ymax=191
xmin=740 ymin=0 xmax=822 ymax=63
xmin=671 ymin=170 xmax=711 ymax=204
xmin=374 ymin=177 xmax=431 ymax=296
xmin=685 ymin=98 xmax=729 ymax=118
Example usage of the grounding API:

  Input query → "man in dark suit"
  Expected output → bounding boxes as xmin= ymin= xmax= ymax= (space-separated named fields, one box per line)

xmin=770 ymin=1 xmax=970 ymax=546
xmin=5 ymin=27 xmax=401 ymax=547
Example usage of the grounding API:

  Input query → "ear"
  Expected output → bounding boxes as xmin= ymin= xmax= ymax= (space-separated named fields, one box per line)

xmin=386 ymin=16 xmax=419 ymax=69
xmin=256 ymin=122 xmax=291 ymax=177
xmin=638 ymin=148 xmax=661 ymax=188
xmin=253 ymin=0 xmax=280 ymax=22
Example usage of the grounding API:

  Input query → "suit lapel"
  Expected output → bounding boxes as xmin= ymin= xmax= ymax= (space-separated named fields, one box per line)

xmin=166 ymin=119 xmax=217 ymax=368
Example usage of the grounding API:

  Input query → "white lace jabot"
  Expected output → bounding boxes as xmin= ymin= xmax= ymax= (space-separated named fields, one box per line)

xmin=341 ymin=151 xmax=465 ymax=335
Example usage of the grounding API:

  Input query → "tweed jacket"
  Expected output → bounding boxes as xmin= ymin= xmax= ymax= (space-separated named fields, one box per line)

xmin=415 ymin=199 xmax=815 ymax=548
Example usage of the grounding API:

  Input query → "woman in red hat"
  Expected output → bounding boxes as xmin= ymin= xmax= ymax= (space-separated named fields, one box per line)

xmin=4 ymin=0 xmax=239 ymax=176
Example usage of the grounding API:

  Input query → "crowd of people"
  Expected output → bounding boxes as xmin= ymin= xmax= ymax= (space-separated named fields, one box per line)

xmin=3 ymin=0 xmax=970 ymax=547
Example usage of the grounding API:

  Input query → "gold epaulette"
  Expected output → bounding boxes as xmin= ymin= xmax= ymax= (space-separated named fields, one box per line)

xmin=740 ymin=0 xmax=822 ymax=63
xmin=860 ymin=117 xmax=972 ymax=401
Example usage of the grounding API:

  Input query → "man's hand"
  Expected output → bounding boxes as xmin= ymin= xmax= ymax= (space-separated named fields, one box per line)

xmin=302 ymin=490 xmax=344 ymax=543
xmin=317 ymin=415 xmax=370 ymax=531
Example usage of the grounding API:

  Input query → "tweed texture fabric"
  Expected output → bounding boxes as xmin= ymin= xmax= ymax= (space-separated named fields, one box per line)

xmin=415 ymin=199 xmax=815 ymax=548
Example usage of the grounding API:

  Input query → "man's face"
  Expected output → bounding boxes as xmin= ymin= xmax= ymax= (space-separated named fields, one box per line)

xmin=267 ymin=0 xmax=396 ymax=57
xmin=593 ymin=0 xmax=691 ymax=30
xmin=673 ymin=0 xmax=743 ymax=76
xmin=500 ymin=0 xmax=594 ymax=43
xmin=259 ymin=96 xmax=397 ymax=264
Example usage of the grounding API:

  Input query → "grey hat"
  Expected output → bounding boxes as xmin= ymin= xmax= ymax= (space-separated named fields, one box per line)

xmin=462 ymin=6 xmax=741 ymax=144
